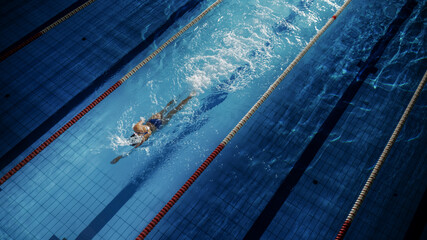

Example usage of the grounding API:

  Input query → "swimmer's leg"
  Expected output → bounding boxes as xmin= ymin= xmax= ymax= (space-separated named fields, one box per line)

xmin=163 ymin=94 xmax=194 ymax=125
xmin=158 ymin=99 xmax=176 ymax=116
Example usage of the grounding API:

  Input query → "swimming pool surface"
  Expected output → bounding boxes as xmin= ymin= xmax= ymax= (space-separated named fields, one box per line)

xmin=0 ymin=0 xmax=426 ymax=239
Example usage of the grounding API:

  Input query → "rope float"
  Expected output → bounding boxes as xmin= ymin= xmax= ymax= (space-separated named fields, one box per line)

xmin=0 ymin=0 xmax=97 ymax=62
xmin=335 ymin=70 xmax=427 ymax=239
xmin=136 ymin=1 xmax=353 ymax=239
xmin=0 ymin=0 xmax=224 ymax=186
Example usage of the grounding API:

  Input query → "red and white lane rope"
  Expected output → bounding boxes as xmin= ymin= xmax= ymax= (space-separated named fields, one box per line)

xmin=0 ymin=0 xmax=97 ymax=62
xmin=136 ymin=1 xmax=353 ymax=239
xmin=335 ymin=70 xmax=427 ymax=240
xmin=0 ymin=0 xmax=224 ymax=186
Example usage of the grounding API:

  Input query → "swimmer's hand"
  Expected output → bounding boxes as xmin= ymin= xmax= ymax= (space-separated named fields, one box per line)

xmin=140 ymin=117 xmax=145 ymax=122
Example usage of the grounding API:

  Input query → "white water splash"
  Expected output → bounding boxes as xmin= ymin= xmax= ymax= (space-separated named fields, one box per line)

xmin=109 ymin=105 xmax=138 ymax=150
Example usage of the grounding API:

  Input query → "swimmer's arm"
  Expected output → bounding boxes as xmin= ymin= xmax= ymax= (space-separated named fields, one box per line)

xmin=135 ymin=116 xmax=147 ymax=126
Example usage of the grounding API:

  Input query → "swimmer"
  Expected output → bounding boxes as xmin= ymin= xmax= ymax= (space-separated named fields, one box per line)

xmin=130 ymin=92 xmax=195 ymax=148
xmin=111 ymin=92 xmax=195 ymax=164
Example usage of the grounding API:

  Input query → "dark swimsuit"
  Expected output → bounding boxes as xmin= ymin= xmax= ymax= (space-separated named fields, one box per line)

xmin=148 ymin=118 xmax=162 ymax=129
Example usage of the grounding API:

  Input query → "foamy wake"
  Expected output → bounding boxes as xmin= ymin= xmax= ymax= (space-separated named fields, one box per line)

xmin=183 ymin=20 xmax=275 ymax=93
xmin=110 ymin=135 xmax=132 ymax=149
xmin=186 ymin=69 xmax=213 ymax=93
xmin=109 ymin=106 xmax=137 ymax=151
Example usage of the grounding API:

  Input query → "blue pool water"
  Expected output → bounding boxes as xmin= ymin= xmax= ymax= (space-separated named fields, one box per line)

xmin=0 ymin=0 xmax=426 ymax=239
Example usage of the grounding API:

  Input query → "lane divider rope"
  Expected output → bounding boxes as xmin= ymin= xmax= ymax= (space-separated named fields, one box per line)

xmin=335 ymin=70 xmax=427 ymax=240
xmin=136 ymin=1 xmax=353 ymax=239
xmin=0 ymin=0 xmax=97 ymax=62
xmin=0 ymin=0 xmax=224 ymax=186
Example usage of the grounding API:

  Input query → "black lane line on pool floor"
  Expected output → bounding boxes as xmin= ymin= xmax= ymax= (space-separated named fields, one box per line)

xmin=76 ymin=181 xmax=140 ymax=240
xmin=404 ymin=186 xmax=427 ymax=240
xmin=243 ymin=0 xmax=418 ymax=239
xmin=49 ymin=235 xmax=60 ymax=240
xmin=0 ymin=0 xmax=90 ymax=57
xmin=0 ymin=0 xmax=203 ymax=171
